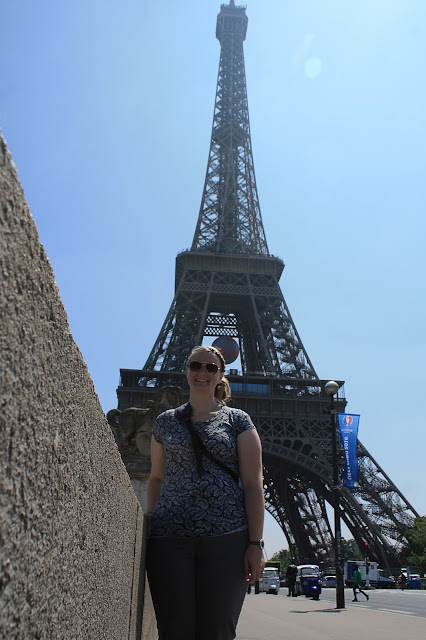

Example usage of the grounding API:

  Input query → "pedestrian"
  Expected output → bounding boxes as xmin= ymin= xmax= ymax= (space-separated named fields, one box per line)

xmin=399 ymin=573 xmax=407 ymax=590
xmin=352 ymin=564 xmax=369 ymax=602
xmin=286 ymin=559 xmax=298 ymax=597
xmin=145 ymin=345 xmax=265 ymax=640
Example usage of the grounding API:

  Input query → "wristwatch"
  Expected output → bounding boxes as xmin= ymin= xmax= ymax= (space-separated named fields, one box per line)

xmin=248 ymin=539 xmax=265 ymax=549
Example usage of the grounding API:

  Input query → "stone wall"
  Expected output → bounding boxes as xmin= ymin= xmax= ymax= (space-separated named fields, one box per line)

xmin=0 ymin=132 xmax=156 ymax=640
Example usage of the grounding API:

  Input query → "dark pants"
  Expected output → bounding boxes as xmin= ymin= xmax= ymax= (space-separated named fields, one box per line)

xmin=147 ymin=530 xmax=248 ymax=640
xmin=287 ymin=579 xmax=296 ymax=596
xmin=353 ymin=585 xmax=368 ymax=600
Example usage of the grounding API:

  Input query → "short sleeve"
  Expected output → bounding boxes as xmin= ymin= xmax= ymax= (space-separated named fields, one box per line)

xmin=152 ymin=408 xmax=177 ymax=444
xmin=233 ymin=408 xmax=256 ymax=436
xmin=152 ymin=414 xmax=164 ymax=444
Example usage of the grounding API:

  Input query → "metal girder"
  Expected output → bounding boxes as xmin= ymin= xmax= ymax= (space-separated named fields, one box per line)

xmin=191 ymin=3 xmax=268 ymax=256
xmin=263 ymin=462 xmax=334 ymax=563
xmin=144 ymin=267 xmax=315 ymax=377
xmin=257 ymin=411 xmax=418 ymax=567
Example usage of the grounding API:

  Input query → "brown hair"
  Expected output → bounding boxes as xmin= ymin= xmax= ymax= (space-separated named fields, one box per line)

xmin=186 ymin=345 xmax=232 ymax=405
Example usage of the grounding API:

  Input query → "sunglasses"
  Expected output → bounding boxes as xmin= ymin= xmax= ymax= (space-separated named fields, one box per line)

xmin=188 ymin=360 xmax=221 ymax=374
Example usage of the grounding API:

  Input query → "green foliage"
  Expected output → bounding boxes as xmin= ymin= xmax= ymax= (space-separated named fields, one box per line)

xmin=269 ymin=540 xmax=363 ymax=574
xmin=406 ymin=516 xmax=426 ymax=574
xmin=341 ymin=538 xmax=362 ymax=561
xmin=269 ymin=548 xmax=292 ymax=575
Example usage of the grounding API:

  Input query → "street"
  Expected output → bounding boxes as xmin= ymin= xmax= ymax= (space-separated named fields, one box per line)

xmin=237 ymin=588 xmax=426 ymax=640
xmin=318 ymin=586 xmax=426 ymax=619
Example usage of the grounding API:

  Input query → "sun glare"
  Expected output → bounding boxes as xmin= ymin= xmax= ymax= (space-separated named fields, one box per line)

xmin=305 ymin=56 xmax=323 ymax=79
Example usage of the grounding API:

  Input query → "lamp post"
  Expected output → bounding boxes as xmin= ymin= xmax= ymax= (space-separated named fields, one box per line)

xmin=364 ymin=541 xmax=370 ymax=588
xmin=325 ymin=380 xmax=345 ymax=609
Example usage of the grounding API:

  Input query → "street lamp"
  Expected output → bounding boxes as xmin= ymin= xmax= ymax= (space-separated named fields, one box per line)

xmin=364 ymin=541 xmax=370 ymax=587
xmin=324 ymin=380 xmax=345 ymax=609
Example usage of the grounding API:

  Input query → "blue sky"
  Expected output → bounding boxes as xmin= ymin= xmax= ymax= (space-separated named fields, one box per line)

xmin=1 ymin=0 xmax=425 ymax=557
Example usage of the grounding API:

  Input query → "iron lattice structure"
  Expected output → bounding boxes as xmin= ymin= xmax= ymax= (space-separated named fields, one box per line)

xmin=117 ymin=1 xmax=418 ymax=569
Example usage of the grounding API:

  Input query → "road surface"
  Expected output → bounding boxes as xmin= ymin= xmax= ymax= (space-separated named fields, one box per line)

xmin=237 ymin=588 xmax=426 ymax=640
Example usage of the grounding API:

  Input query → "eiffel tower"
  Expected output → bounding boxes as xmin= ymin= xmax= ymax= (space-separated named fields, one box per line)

xmin=116 ymin=1 xmax=418 ymax=568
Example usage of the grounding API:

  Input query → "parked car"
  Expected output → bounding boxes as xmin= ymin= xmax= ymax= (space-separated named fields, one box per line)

xmin=322 ymin=575 xmax=337 ymax=588
xmin=377 ymin=569 xmax=396 ymax=588
xmin=409 ymin=574 xmax=421 ymax=589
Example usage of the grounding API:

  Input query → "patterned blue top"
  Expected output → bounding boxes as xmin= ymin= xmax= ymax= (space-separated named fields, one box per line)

xmin=151 ymin=404 xmax=256 ymax=537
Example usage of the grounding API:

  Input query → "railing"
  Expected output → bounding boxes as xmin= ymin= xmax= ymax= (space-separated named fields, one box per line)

xmin=176 ymin=247 xmax=284 ymax=262
xmin=118 ymin=368 xmax=346 ymax=402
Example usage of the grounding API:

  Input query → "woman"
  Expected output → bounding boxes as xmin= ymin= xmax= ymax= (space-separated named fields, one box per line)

xmin=146 ymin=345 xmax=264 ymax=640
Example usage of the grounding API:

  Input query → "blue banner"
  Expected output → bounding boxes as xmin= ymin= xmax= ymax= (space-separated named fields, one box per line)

xmin=337 ymin=413 xmax=360 ymax=489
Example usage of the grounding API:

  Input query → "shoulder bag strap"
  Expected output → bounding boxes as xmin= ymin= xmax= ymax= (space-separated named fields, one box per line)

xmin=175 ymin=404 xmax=239 ymax=483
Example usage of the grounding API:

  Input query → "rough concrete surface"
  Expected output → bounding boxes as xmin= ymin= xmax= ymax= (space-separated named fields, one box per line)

xmin=0 ymin=132 xmax=156 ymax=639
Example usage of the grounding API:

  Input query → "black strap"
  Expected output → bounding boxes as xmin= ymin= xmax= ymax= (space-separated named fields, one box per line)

xmin=175 ymin=403 xmax=239 ymax=484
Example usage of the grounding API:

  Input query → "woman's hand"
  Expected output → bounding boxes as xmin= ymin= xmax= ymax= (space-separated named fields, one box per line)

xmin=244 ymin=546 xmax=265 ymax=583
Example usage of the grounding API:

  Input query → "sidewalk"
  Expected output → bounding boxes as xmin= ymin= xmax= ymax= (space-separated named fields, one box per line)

xmin=236 ymin=593 xmax=425 ymax=640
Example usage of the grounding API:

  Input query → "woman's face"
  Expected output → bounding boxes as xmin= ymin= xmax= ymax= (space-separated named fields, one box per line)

xmin=186 ymin=350 xmax=223 ymax=395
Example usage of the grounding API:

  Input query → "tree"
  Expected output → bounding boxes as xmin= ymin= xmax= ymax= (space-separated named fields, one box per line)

xmin=341 ymin=538 xmax=362 ymax=561
xmin=269 ymin=549 xmax=292 ymax=575
xmin=406 ymin=516 xmax=426 ymax=574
